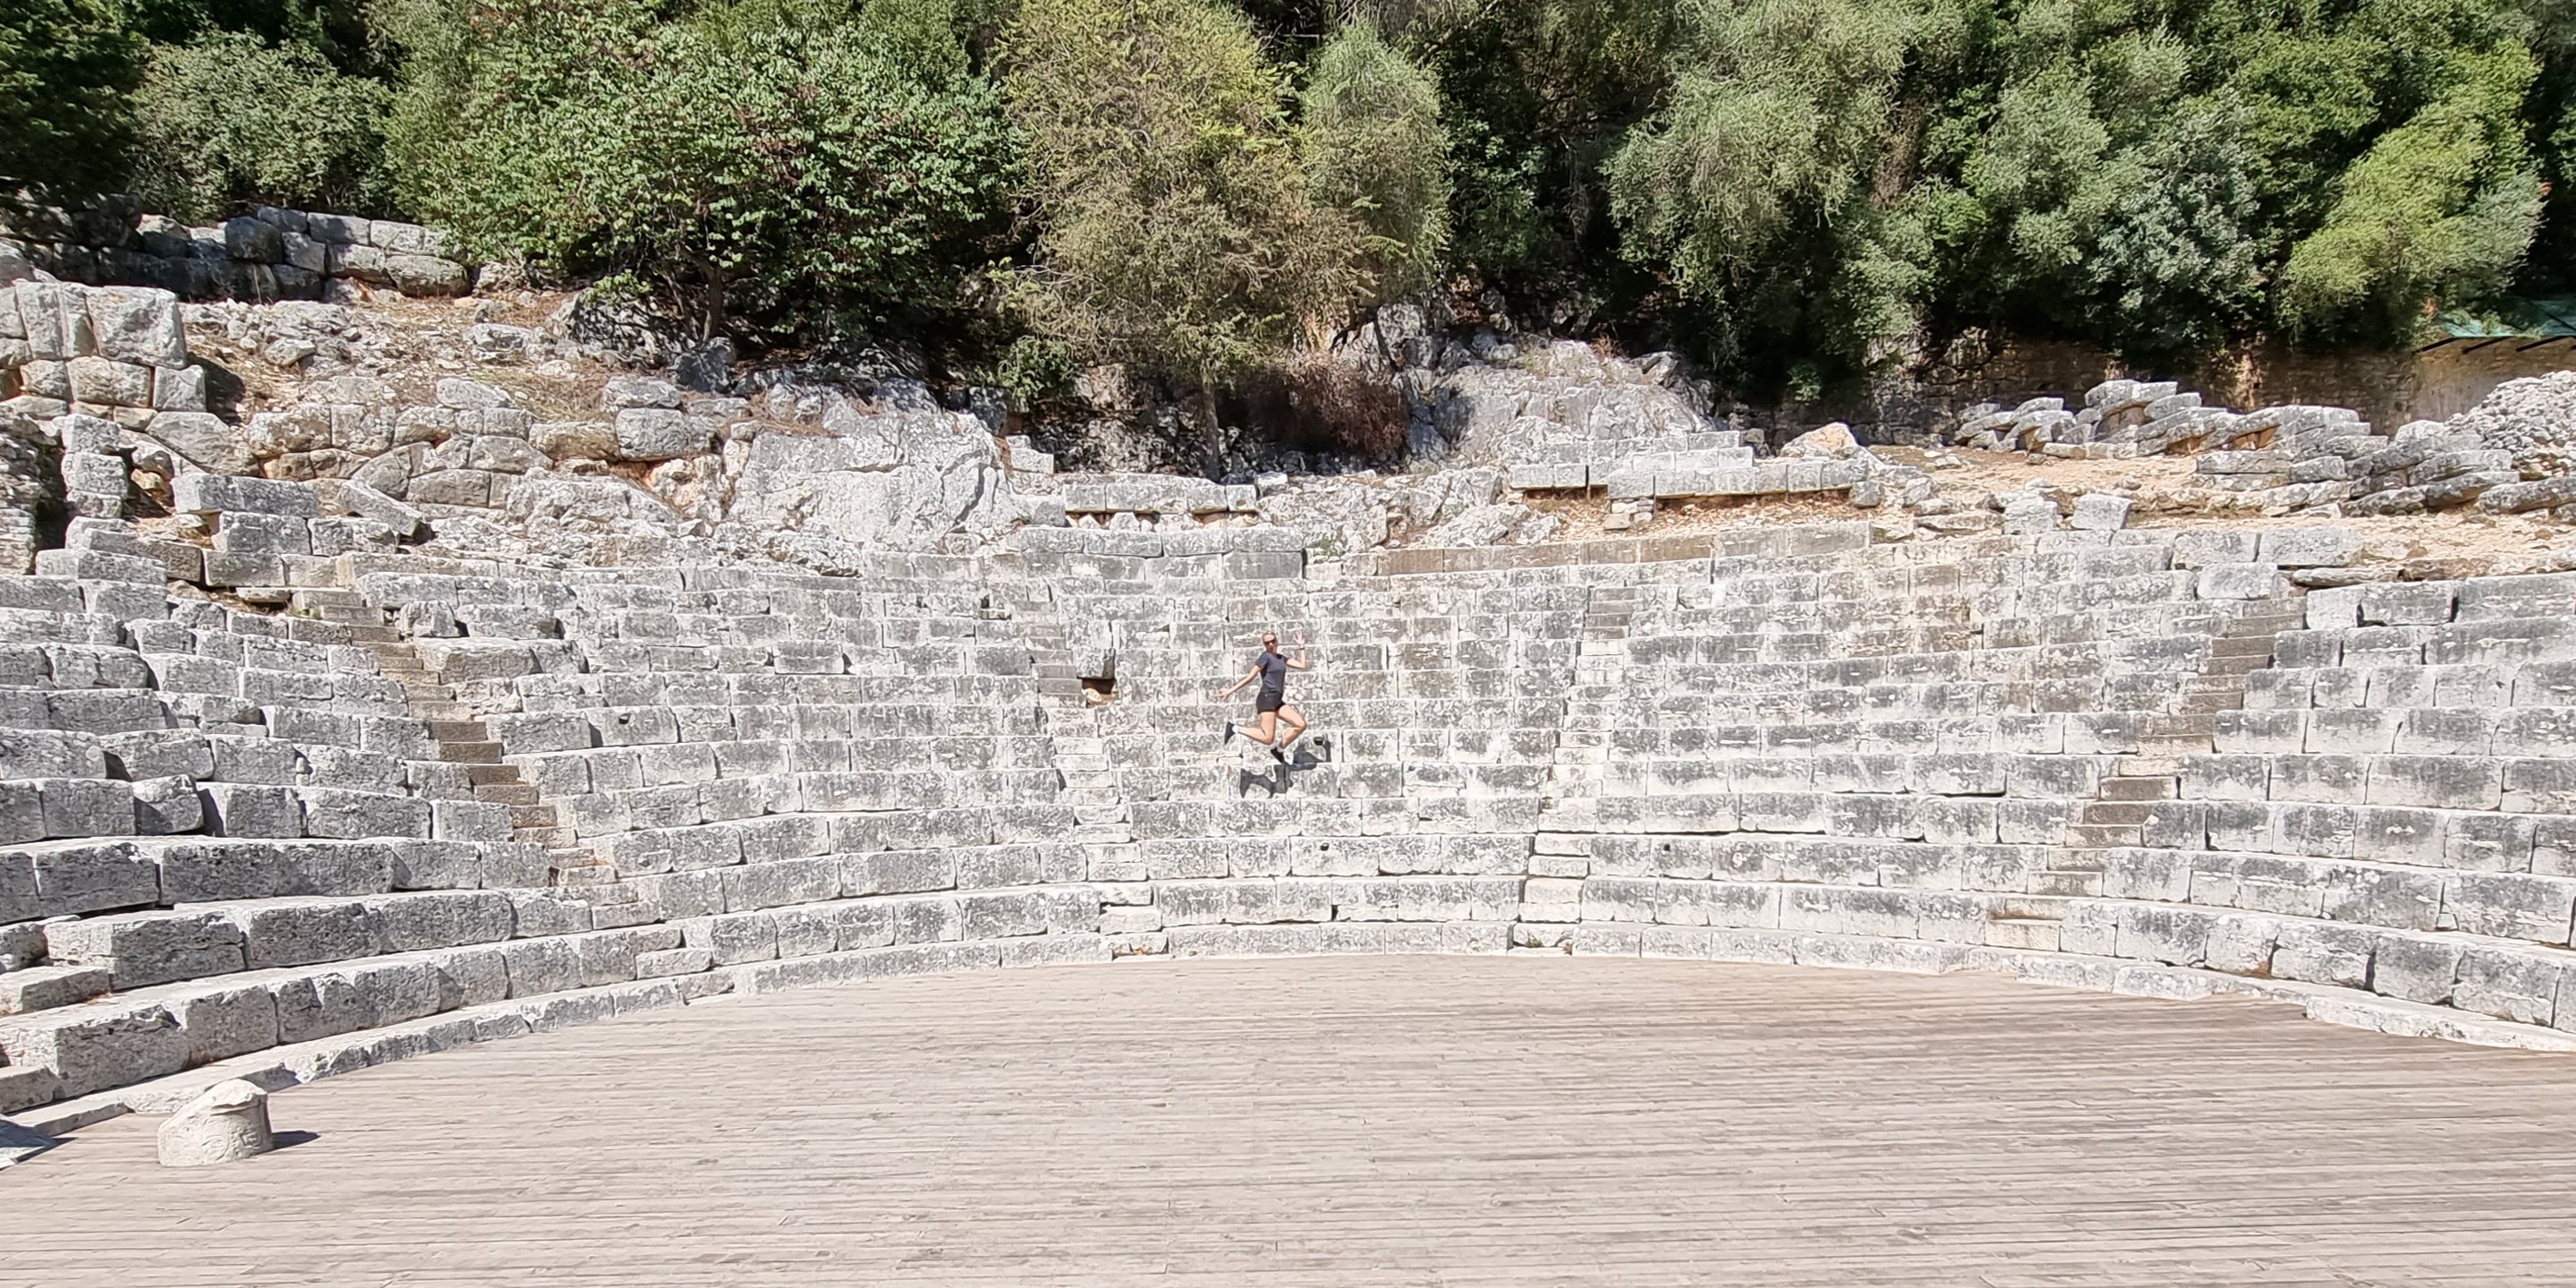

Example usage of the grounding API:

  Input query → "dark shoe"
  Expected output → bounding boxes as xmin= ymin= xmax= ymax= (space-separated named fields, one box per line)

xmin=1270 ymin=746 xmax=1287 ymax=764
xmin=1221 ymin=721 xmax=1235 ymax=744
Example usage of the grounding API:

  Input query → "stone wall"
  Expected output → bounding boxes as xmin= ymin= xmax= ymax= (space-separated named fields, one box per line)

xmin=7 ymin=511 xmax=2576 ymax=1136
xmin=1781 ymin=333 xmax=2576 ymax=444
xmin=4 ymin=196 xmax=473 ymax=303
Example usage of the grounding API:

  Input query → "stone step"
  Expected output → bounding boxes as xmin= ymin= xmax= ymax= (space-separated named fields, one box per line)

xmin=2147 ymin=712 xmax=2216 ymax=737
xmin=2209 ymin=635 xmax=2279 ymax=659
xmin=2078 ymin=801 xmax=2156 ymax=825
xmin=1983 ymin=917 xmax=2061 ymax=951
xmin=12 ymin=890 xmax=530 ymax=1004
xmin=1987 ymin=895 xmax=2070 ymax=920
xmin=0 ymin=963 xmax=113 ymax=1015
xmin=428 ymin=721 xmax=489 ymax=742
xmin=2097 ymin=775 xmax=2177 ymax=802
xmin=2225 ymin=610 xmax=2308 ymax=634
xmin=437 ymin=740 xmax=504 ymax=765
xmin=2029 ymin=870 xmax=2104 ymax=896
xmin=2065 ymin=823 xmax=2142 ymax=848
xmin=508 ymin=805 xmax=558 ymax=829
xmin=474 ymin=782 xmax=540 ymax=806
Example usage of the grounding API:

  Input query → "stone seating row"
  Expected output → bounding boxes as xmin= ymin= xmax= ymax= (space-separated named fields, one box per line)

xmin=8 ymin=719 xmax=445 ymax=786
xmin=1569 ymin=874 xmax=2575 ymax=1037
xmin=1598 ymin=712 xmax=2153 ymax=757
xmin=407 ymin=635 xmax=1040 ymax=684
xmin=1548 ymin=827 xmax=2574 ymax=1019
xmin=2274 ymin=618 xmax=2576 ymax=670
xmin=512 ymin=670 xmax=1042 ymax=712
xmin=502 ymin=729 xmax=1062 ymax=777
xmin=2123 ymin=796 xmax=2573 ymax=868
xmin=1559 ymin=832 xmax=2567 ymax=958
xmin=1122 ymin=795 xmax=1544 ymax=840
xmin=2247 ymin=662 xmax=2576 ymax=710
xmin=2058 ymin=897 xmax=2575 ymax=1031
xmin=1573 ymin=678 xmax=2181 ymax=723
xmin=3 ymin=665 xmax=407 ymax=724
xmin=1126 ymin=761 xmax=1552 ymax=804
xmin=5 ymin=776 xmax=506 ymax=845
xmin=25 ymin=824 xmax=1543 ymax=1007
xmin=24 ymin=825 xmax=2576 ymax=1125
xmin=552 ymin=770 xmax=1068 ymax=840
xmin=2304 ymin=572 xmax=2576 ymax=627
xmin=2179 ymin=752 xmax=2576 ymax=814
xmin=4 ymin=835 xmax=545 ymax=922
xmin=0 ymin=865 xmax=1532 ymax=1113
xmin=2099 ymin=847 xmax=2576 ymax=943
xmin=1102 ymin=725 xmax=1555 ymax=768
xmin=1599 ymin=754 xmax=2118 ymax=798
xmin=1583 ymin=789 xmax=2079 ymax=843
xmin=1087 ymin=696 xmax=1563 ymax=740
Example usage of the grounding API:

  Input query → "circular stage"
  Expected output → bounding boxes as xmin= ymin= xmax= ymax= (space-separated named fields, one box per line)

xmin=13 ymin=955 xmax=2576 ymax=1285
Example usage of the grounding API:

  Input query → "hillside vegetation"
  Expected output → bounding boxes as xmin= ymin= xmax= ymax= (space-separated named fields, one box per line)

xmin=7 ymin=0 xmax=2576 ymax=406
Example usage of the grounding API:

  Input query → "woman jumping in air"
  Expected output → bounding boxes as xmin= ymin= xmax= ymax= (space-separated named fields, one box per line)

xmin=1216 ymin=630 xmax=1309 ymax=763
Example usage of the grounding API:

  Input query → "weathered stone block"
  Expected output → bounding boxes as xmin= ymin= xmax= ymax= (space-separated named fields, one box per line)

xmin=0 ymin=1003 xmax=188 ymax=1096
xmin=199 ymin=783 xmax=305 ymax=838
xmin=173 ymin=473 xmax=319 ymax=517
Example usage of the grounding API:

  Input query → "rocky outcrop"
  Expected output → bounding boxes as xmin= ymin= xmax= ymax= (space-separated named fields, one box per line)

xmin=1358 ymin=304 xmax=1732 ymax=469
xmin=4 ymin=198 xmax=474 ymax=303
xmin=723 ymin=383 xmax=1033 ymax=560
xmin=1941 ymin=374 xmax=2576 ymax=519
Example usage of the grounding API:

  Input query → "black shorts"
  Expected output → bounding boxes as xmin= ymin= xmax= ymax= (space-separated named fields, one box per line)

xmin=1256 ymin=691 xmax=1285 ymax=714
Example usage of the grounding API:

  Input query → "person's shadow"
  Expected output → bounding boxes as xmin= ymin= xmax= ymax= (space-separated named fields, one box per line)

xmin=1236 ymin=745 xmax=1325 ymax=797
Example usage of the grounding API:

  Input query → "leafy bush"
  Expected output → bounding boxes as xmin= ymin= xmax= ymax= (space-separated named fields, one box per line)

xmin=392 ymin=0 xmax=1016 ymax=342
xmin=1303 ymin=24 xmax=1451 ymax=296
xmin=131 ymin=32 xmax=393 ymax=223
xmin=2280 ymin=47 xmax=2544 ymax=342
xmin=1591 ymin=0 xmax=2557 ymax=390
xmin=1001 ymin=0 xmax=1367 ymax=451
xmin=0 ymin=0 xmax=143 ymax=201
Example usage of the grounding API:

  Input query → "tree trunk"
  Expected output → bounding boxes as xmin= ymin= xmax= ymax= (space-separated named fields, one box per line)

xmin=1196 ymin=378 xmax=1224 ymax=478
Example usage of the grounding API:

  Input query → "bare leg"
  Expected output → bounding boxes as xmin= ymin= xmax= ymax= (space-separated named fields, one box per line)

xmin=1249 ymin=711 xmax=1279 ymax=746
xmin=1277 ymin=704 xmax=1308 ymax=752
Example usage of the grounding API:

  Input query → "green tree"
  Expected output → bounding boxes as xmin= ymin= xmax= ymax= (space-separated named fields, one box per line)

xmin=0 ymin=0 xmax=143 ymax=202
xmin=1605 ymin=0 xmax=1929 ymax=390
xmin=390 ymin=0 xmax=1016 ymax=342
xmin=2280 ymin=47 xmax=2545 ymax=339
xmin=1302 ymin=22 xmax=1451 ymax=297
xmin=1003 ymin=0 xmax=1370 ymax=462
xmin=131 ymin=32 xmax=393 ymax=222
xmin=123 ymin=0 xmax=388 ymax=74
xmin=1399 ymin=0 xmax=1677 ymax=307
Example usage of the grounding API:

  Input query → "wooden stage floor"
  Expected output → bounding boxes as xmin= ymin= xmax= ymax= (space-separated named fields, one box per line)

xmin=11 ymin=955 xmax=2576 ymax=1286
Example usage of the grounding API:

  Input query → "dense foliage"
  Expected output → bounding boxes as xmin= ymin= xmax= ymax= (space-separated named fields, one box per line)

xmin=7 ymin=0 xmax=2576 ymax=399
xmin=0 ymin=0 xmax=143 ymax=202
xmin=130 ymin=31 xmax=391 ymax=222
xmin=386 ymin=0 xmax=1016 ymax=341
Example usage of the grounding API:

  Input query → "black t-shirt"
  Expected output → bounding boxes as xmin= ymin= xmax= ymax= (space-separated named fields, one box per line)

xmin=1255 ymin=650 xmax=1288 ymax=697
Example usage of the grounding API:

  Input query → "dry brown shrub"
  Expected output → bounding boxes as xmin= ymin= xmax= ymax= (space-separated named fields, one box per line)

xmin=1232 ymin=353 xmax=1407 ymax=461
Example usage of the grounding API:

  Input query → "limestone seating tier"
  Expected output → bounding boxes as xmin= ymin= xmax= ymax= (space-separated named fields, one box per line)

xmin=19 ymin=519 xmax=2576 ymax=1132
xmin=1555 ymin=832 xmax=2575 ymax=1030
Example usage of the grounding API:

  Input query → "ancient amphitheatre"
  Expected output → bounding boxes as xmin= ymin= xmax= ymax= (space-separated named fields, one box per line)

xmin=13 ymin=195 xmax=2576 ymax=1280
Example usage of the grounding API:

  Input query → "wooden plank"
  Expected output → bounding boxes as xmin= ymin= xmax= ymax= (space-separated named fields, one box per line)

xmin=8 ymin=955 xmax=2576 ymax=1286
